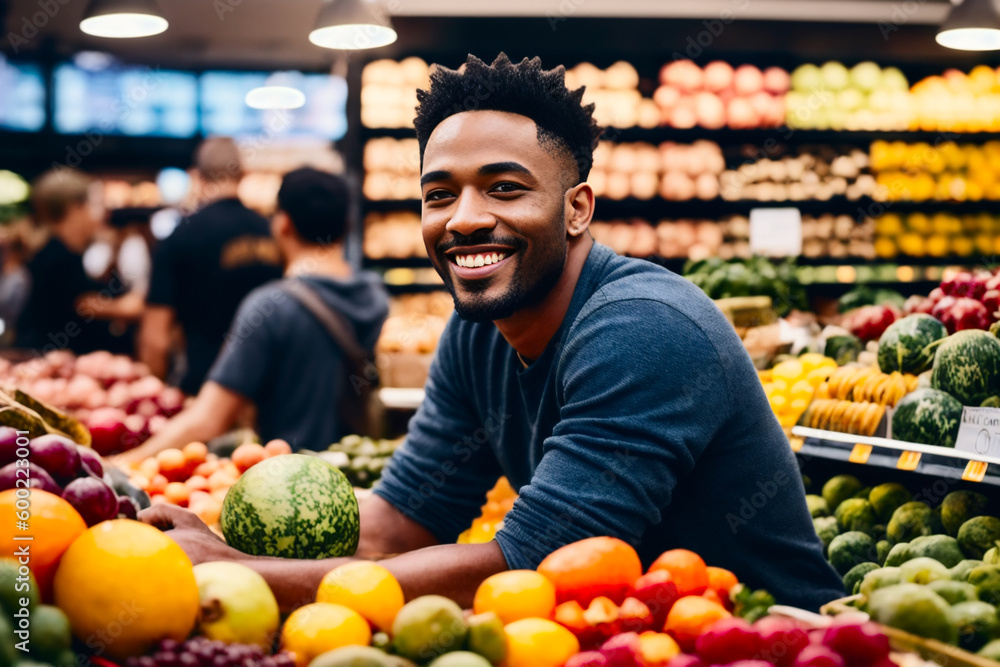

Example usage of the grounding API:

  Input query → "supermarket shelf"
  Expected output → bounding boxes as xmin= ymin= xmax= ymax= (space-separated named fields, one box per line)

xmin=366 ymin=199 xmax=422 ymax=212
xmin=379 ymin=387 xmax=425 ymax=410
xmin=609 ymin=127 xmax=1000 ymax=146
xmin=363 ymin=257 xmax=433 ymax=269
xmin=384 ymin=282 xmax=448 ymax=294
xmin=791 ymin=426 xmax=1000 ymax=486
xmin=362 ymin=126 xmax=1000 ymax=146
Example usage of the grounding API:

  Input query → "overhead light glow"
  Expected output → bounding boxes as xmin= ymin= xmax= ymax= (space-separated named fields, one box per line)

xmin=309 ymin=0 xmax=397 ymax=50
xmin=245 ymin=86 xmax=307 ymax=110
xmin=80 ymin=13 xmax=167 ymax=38
xmin=936 ymin=0 xmax=1000 ymax=50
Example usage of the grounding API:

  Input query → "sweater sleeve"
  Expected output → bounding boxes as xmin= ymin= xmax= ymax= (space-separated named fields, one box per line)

xmin=494 ymin=298 xmax=732 ymax=569
xmin=374 ymin=318 xmax=503 ymax=545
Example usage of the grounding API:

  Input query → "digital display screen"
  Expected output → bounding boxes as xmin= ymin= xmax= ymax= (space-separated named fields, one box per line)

xmin=53 ymin=63 xmax=198 ymax=137
xmin=200 ymin=71 xmax=347 ymax=140
xmin=0 ymin=56 xmax=45 ymax=132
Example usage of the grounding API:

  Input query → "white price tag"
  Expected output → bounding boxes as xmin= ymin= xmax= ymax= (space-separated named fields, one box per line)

xmin=954 ymin=407 xmax=1000 ymax=457
xmin=749 ymin=208 xmax=802 ymax=257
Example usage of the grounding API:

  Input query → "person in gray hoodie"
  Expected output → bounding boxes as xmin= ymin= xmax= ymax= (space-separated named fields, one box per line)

xmin=118 ymin=168 xmax=389 ymax=459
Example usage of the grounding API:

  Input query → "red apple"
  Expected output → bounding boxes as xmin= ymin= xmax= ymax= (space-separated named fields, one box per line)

xmin=86 ymin=407 xmax=128 ymax=456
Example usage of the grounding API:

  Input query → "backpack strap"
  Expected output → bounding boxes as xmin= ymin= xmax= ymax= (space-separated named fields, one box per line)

xmin=279 ymin=279 xmax=369 ymax=368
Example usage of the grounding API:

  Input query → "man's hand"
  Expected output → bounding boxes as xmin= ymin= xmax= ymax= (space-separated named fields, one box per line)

xmin=138 ymin=504 xmax=243 ymax=566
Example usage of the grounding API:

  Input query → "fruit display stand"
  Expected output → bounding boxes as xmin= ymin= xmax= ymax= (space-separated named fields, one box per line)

xmin=819 ymin=598 xmax=998 ymax=667
xmin=792 ymin=426 xmax=1000 ymax=491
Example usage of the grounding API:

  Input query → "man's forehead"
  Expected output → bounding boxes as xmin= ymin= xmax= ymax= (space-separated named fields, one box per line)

xmin=422 ymin=111 xmax=551 ymax=171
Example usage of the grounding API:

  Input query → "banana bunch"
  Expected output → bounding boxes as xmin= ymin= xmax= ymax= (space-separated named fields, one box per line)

xmin=817 ymin=367 xmax=919 ymax=407
xmin=805 ymin=399 xmax=886 ymax=436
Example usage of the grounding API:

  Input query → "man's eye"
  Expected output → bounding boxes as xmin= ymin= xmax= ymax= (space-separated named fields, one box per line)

xmin=424 ymin=190 xmax=453 ymax=202
xmin=492 ymin=182 xmax=525 ymax=194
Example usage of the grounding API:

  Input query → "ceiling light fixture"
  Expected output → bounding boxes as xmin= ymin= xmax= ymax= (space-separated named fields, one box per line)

xmin=245 ymin=86 xmax=307 ymax=110
xmin=936 ymin=0 xmax=1000 ymax=50
xmin=309 ymin=0 xmax=397 ymax=50
xmin=80 ymin=0 xmax=168 ymax=38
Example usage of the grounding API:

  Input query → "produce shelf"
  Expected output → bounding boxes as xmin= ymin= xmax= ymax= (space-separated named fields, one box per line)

xmin=791 ymin=426 xmax=1000 ymax=487
xmin=609 ymin=127 xmax=1000 ymax=147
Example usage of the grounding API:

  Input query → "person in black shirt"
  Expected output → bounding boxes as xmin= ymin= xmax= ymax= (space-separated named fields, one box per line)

xmin=140 ymin=137 xmax=282 ymax=395
xmin=119 ymin=168 xmax=389 ymax=460
xmin=15 ymin=169 xmax=143 ymax=355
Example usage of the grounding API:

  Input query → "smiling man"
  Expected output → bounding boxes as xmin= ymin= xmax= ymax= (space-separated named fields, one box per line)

xmin=141 ymin=54 xmax=843 ymax=611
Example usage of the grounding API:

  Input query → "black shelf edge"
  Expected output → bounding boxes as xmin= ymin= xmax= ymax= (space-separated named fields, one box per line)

xmin=605 ymin=127 xmax=1000 ymax=146
xmin=384 ymin=282 xmax=448 ymax=294
xmin=363 ymin=257 xmax=433 ymax=269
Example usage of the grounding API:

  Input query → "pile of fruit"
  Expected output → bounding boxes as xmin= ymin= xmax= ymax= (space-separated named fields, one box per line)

xmin=904 ymin=269 xmax=1000 ymax=333
xmin=872 ymin=211 xmax=1000 ymax=259
xmin=457 ymin=477 xmax=517 ymax=544
xmin=685 ymin=256 xmax=806 ymax=317
xmin=653 ymin=60 xmax=789 ymax=130
xmin=786 ymin=61 xmax=910 ymax=131
xmin=360 ymin=58 xmax=429 ymax=129
xmin=909 ymin=66 xmax=1000 ymax=133
xmin=565 ymin=61 xmax=654 ymax=130
xmin=718 ymin=147 xmax=876 ymax=203
xmin=759 ymin=354 xmax=838 ymax=429
xmin=0 ymin=350 xmax=186 ymax=455
xmin=809 ymin=473 xmax=1000 ymax=658
xmin=363 ymin=137 xmax=421 ymax=201
xmin=127 ymin=440 xmax=292 ymax=526
xmin=0 ymin=428 xmax=141 ymax=527
xmin=869 ymin=140 xmax=1000 ymax=202
xmin=587 ymin=140 xmax=723 ymax=202
xmin=322 ymin=435 xmax=403 ymax=489
xmin=363 ymin=210 xmax=425 ymax=259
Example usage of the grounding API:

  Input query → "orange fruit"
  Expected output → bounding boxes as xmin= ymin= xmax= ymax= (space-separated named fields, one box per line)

xmin=503 ymin=618 xmax=579 ymax=667
xmin=664 ymin=595 xmax=731 ymax=650
xmin=0 ymin=489 xmax=86 ymax=601
xmin=473 ymin=570 xmax=557 ymax=625
xmin=185 ymin=475 xmax=209 ymax=492
xmin=156 ymin=449 xmax=189 ymax=482
xmin=537 ymin=537 xmax=643 ymax=605
xmin=232 ymin=443 xmax=266 ymax=473
xmin=164 ymin=482 xmax=191 ymax=507
xmin=649 ymin=549 xmax=709 ymax=597
xmin=316 ymin=562 xmax=404 ymax=632
xmin=281 ymin=603 xmax=371 ymax=667
xmin=207 ymin=469 xmax=236 ymax=492
xmin=53 ymin=519 xmax=200 ymax=660
xmin=148 ymin=474 xmax=169 ymax=495
xmin=706 ymin=566 xmax=739 ymax=601
xmin=182 ymin=441 xmax=208 ymax=464
xmin=137 ymin=458 xmax=159 ymax=479
xmin=638 ymin=631 xmax=681 ymax=664
xmin=193 ymin=460 xmax=220 ymax=477
xmin=263 ymin=439 xmax=293 ymax=457
xmin=130 ymin=474 xmax=150 ymax=491
xmin=190 ymin=495 xmax=222 ymax=526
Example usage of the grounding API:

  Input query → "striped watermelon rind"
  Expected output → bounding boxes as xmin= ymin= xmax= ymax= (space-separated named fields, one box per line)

xmin=877 ymin=314 xmax=947 ymax=375
xmin=220 ymin=454 xmax=360 ymax=559
xmin=931 ymin=330 xmax=1000 ymax=406
xmin=892 ymin=387 xmax=963 ymax=448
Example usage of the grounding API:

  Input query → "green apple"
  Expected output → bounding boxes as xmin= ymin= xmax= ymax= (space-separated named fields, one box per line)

xmin=193 ymin=562 xmax=280 ymax=651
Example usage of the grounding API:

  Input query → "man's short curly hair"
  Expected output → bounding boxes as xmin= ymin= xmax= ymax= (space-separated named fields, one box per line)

xmin=413 ymin=53 xmax=603 ymax=184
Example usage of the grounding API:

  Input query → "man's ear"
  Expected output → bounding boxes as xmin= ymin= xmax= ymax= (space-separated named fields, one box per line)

xmin=271 ymin=210 xmax=291 ymax=239
xmin=565 ymin=181 xmax=595 ymax=238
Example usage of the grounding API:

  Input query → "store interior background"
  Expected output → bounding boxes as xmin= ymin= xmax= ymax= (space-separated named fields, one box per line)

xmin=2 ymin=0 xmax=1000 ymax=326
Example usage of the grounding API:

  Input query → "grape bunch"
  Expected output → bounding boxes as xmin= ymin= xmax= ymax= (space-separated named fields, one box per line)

xmin=124 ymin=638 xmax=295 ymax=667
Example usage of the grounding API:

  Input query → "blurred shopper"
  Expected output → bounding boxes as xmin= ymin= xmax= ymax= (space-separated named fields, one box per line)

xmin=140 ymin=137 xmax=282 ymax=395
xmin=0 ymin=219 xmax=37 ymax=333
xmin=14 ymin=169 xmax=142 ymax=355
xmin=120 ymin=168 xmax=389 ymax=459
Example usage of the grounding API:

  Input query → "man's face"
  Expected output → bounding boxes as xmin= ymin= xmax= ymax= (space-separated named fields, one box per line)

xmin=420 ymin=111 xmax=572 ymax=322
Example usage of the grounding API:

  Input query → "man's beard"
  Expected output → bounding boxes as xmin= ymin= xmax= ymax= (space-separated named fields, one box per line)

xmin=435 ymin=219 xmax=568 ymax=323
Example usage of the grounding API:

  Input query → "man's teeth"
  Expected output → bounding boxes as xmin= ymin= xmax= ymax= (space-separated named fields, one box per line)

xmin=455 ymin=252 xmax=506 ymax=268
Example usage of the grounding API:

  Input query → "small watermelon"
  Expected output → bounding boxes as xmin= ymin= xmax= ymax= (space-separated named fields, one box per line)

xmin=892 ymin=388 xmax=963 ymax=448
xmin=931 ymin=330 xmax=1000 ymax=406
xmin=220 ymin=454 xmax=359 ymax=559
xmin=878 ymin=314 xmax=947 ymax=374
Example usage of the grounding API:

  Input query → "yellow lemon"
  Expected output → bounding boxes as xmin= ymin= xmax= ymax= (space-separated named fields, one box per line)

xmin=473 ymin=570 xmax=556 ymax=625
xmin=53 ymin=520 xmax=199 ymax=660
xmin=316 ymin=562 xmax=404 ymax=633
xmin=798 ymin=353 xmax=828 ymax=373
xmin=772 ymin=360 xmax=805 ymax=384
xmin=769 ymin=378 xmax=790 ymax=396
xmin=768 ymin=394 xmax=788 ymax=412
xmin=281 ymin=603 xmax=371 ymax=667
xmin=806 ymin=366 xmax=835 ymax=387
xmin=503 ymin=618 xmax=579 ymax=667
xmin=790 ymin=397 xmax=811 ymax=414
xmin=790 ymin=379 xmax=816 ymax=402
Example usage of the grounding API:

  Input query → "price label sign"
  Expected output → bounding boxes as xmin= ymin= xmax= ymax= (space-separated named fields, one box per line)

xmin=954 ymin=407 xmax=1000 ymax=458
xmin=749 ymin=208 xmax=803 ymax=257
xmin=849 ymin=444 xmax=872 ymax=464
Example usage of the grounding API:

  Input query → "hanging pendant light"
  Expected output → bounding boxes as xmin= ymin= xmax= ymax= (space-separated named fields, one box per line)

xmin=936 ymin=0 xmax=1000 ymax=51
xmin=246 ymin=72 xmax=307 ymax=110
xmin=80 ymin=0 xmax=168 ymax=38
xmin=309 ymin=0 xmax=397 ymax=50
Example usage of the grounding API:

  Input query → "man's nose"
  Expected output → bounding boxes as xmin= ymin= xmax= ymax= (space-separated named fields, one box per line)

xmin=445 ymin=189 xmax=497 ymax=237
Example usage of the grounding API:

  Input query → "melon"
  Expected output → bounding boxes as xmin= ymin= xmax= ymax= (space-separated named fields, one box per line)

xmin=931 ymin=330 xmax=1000 ymax=405
xmin=877 ymin=314 xmax=947 ymax=375
xmin=892 ymin=388 xmax=963 ymax=448
xmin=220 ymin=454 xmax=359 ymax=559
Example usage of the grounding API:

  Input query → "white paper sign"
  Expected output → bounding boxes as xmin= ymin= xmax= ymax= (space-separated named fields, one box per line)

xmin=954 ymin=406 xmax=1000 ymax=457
xmin=749 ymin=208 xmax=803 ymax=257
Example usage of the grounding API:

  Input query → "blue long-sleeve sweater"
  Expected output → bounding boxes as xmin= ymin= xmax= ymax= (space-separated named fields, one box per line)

xmin=375 ymin=242 xmax=844 ymax=610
